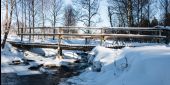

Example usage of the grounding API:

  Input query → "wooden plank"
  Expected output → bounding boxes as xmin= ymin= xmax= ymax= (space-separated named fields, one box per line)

xmin=9 ymin=41 xmax=128 ymax=51
xmin=17 ymin=33 xmax=166 ymax=38
xmin=18 ymin=27 xmax=161 ymax=30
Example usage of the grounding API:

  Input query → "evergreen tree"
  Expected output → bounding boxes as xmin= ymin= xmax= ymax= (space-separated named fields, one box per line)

xmin=150 ymin=17 xmax=158 ymax=27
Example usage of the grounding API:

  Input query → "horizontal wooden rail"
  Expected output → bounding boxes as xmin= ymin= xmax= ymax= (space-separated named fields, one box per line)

xmin=18 ymin=27 xmax=161 ymax=30
xmin=17 ymin=33 xmax=166 ymax=38
xmin=8 ymin=41 xmax=130 ymax=50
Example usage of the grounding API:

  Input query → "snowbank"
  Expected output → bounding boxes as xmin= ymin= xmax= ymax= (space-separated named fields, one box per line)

xmin=61 ymin=46 xmax=170 ymax=85
xmin=1 ymin=42 xmax=24 ymax=65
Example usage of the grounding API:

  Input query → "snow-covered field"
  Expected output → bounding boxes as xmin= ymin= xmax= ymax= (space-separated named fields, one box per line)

xmin=60 ymin=46 xmax=170 ymax=85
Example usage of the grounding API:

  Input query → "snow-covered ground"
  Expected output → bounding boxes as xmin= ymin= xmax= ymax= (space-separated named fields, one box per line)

xmin=1 ymin=35 xmax=170 ymax=84
xmin=60 ymin=46 xmax=170 ymax=85
xmin=1 ymin=36 xmax=81 ymax=75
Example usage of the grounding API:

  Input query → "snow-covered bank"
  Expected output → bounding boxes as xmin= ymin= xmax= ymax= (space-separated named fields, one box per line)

xmin=1 ymin=41 xmax=83 ymax=75
xmin=1 ymin=42 xmax=24 ymax=65
xmin=60 ymin=46 xmax=170 ymax=85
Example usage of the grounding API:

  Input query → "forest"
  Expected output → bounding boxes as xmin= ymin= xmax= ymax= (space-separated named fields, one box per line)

xmin=1 ymin=0 xmax=170 ymax=85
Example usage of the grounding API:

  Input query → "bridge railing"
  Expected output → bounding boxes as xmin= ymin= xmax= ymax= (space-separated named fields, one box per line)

xmin=17 ymin=26 xmax=167 ymax=45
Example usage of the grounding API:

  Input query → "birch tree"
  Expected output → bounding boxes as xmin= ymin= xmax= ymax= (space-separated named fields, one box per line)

xmin=1 ymin=0 xmax=15 ymax=48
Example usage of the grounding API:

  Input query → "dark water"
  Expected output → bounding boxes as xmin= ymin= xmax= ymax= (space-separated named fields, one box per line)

xmin=1 ymin=73 xmax=60 ymax=85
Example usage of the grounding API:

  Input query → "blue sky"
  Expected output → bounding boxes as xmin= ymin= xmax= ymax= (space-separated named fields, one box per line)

xmin=1 ymin=0 xmax=163 ymax=27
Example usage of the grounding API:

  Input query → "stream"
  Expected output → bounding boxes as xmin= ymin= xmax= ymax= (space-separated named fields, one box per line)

xmin=1 ymin=48 xmax=89 ymax=85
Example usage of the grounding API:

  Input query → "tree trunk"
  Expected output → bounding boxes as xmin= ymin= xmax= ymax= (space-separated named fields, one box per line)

xmin=127 ymin=0 xmax=133 ymax=27
xmin=15 ymin=0 xmax=19 ymax=34
xmin=164 ymin=0 xmax=169 ymax=27
xmin=1 ymin=0 xmax=15 ymax=49
xmin=29 ymin=1 xmax=31 ymax=42
xmin=53 ymin=0 xmax=56 ymax=40
xmin=5 ymin=0 xmax=8 ymax=31
xmin=21 ymin=0 xmax=23 ymax=41
xmin=108 ymin=6 xmax=113 ymax=27
xmin=147 ymin=3 xmax=150 ymax=27
xmin=24 ymin=0 xmax=27 ymax=32
xmin=85 ymin=0 xmax=91 ymax=44
xmin=32 ymin=0 xmax=34 ymax=41
xmin=42 ymin=0 xmax=45 ymax=39
xmin=137 ymin=0 xmax=140 ymax=27
xmin=88 ymin=0 xmax=91 ymax=27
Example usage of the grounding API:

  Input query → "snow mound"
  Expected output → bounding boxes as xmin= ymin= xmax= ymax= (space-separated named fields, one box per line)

xmin=1 ymin=42 xmax=24 ymax=65
xmin=61 ymin=46 xmax=170 ymax=85
xmin=63 ymin=51 xmax=81 ymax=59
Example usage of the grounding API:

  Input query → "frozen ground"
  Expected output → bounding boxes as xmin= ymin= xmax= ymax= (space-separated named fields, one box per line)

xmin=60 ymin=46 xmax=170 ymax=85
xmin=1 ymin=41 xmax=82 ymax=75
xmin=1 ymin=35 xmax=170 ymax=85
xmin=1 ymin=35 xmax=82 ymax=75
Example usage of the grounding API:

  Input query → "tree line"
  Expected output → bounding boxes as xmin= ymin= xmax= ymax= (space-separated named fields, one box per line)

xmin=1 ymin=0 xmax=169 ymax=28
xmin=1 ymin=0 xmax=170 ymax=48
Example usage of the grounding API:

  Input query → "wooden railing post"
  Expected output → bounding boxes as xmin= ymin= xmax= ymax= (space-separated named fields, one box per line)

xmin=18 ymin=28 xmax=20 ymax=36
xmin=158 ymin=29 xmax=162 ymax=43
xmin=57 ymin=34 xmax=63 ymax=59
xmin=43 ymin=27 xmax=45 ymax=40
xmin=100 ymin=35 xmax=105 ymax=46
xmin=53 ymin=27 xmax=55 ymax=40
xmin=164 ymin=29 xmax=169 ymax=44
xmin=29 ymin=27 xmax=31 ymax=42
xmin=101 ymin=28 xmax=103 ymax=34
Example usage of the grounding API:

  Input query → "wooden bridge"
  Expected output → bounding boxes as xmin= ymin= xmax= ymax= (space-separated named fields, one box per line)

xmin=8 ymin=26 xmax=169 ymax=56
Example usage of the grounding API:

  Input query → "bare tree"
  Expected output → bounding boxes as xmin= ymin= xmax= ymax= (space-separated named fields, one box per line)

xmin=75 ymin=0 xmax=100 ymax=27
xmin=108 ymin=0 xmax=151 ymax=27
xmin=160 ymin=0 xmax=170 ymax=27
xmin=42 ymin=0 xmax=45 ymax=27
xmin=1 ymin=0 xmax=15 ymax=48
xmin=14 ymin=0 xmax=20 ymax=34
xmin=5 ymin=0 xmax=8 ymax=31
xmin=30 ymin=0 xmax=35 ymax=40
xmin=24 ymin=0 xmax=27 ymax=30
xmin=41 ymin=0 xmax=45 ymax=39
xmin=48 ymin=0 xmax=63 ymax=40
xmin=74 ymin=0 xmax=100 ymax=44
xmin=108 ymin=6 xmax=113 ymax=27
xmin=127 ymin=0 xmax=133 ymax=27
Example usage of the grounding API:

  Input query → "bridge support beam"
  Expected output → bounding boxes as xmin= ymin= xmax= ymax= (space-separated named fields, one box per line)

xmin=100 ymin=35 xmax=105 ymax=46
xmin=59 ymin=48 xmax=62 ymax=56
xmin=57 ymin=34 xmax=63 ymax=59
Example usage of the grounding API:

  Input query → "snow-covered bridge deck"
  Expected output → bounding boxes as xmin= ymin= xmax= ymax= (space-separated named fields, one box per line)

xmin=8 ymin=41 xmax=127 ymax=51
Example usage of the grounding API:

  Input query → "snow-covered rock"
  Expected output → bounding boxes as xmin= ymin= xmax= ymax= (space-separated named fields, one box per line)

xmin=87 ymin=46 xmax=122 ymax=72
xmin=63 ymin=51 xmax=81 ymax=59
